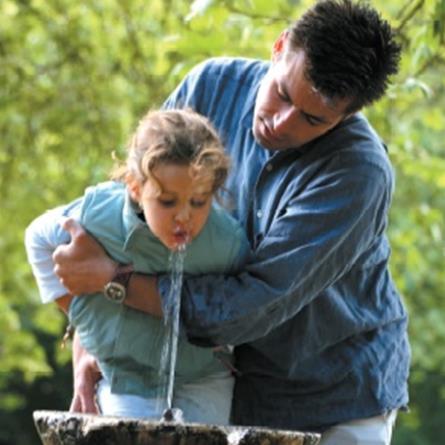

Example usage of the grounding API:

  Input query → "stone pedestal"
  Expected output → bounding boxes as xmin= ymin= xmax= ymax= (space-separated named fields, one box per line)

xmin=33 ymin=410 xmax=320 ymax=445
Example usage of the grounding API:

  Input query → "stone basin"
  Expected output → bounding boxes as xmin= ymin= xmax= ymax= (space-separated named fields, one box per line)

xmin=33 ymin=410 xmax=320 ymax=445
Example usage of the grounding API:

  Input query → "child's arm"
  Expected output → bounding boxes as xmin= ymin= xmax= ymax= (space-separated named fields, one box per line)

xmin=26 ymin=204 xmax=103 ymax=414
xmin=69 ymin=331 xmax=101 ymax=414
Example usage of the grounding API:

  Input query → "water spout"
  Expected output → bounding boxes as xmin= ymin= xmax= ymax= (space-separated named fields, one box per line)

xmin=161 ymin=407 xmax=184 ymax=423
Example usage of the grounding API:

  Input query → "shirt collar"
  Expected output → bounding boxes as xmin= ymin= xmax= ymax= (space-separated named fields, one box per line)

xmin=122 ymin=189 xmax=158 ymax=245
xmin=240 ymin=62 xmax=270 ymax=130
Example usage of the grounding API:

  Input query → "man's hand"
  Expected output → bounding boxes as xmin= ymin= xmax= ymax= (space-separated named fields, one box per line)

xmin=70 ymin=333 xmax=102 ymax=414
xmin=53 ymin=218 xmax=119 ymax=295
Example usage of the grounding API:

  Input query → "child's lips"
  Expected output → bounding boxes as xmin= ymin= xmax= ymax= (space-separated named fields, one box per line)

xmin=173 ymin=227 xmax=190 ymax=246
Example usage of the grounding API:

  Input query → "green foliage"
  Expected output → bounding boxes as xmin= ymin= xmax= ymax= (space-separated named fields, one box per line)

xmin=0 ymin=0 xmax=444 ymax=443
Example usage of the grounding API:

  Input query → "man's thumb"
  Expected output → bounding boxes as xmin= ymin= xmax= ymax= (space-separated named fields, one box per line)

xmin=59 ymin=217 xmax=84 ymax=237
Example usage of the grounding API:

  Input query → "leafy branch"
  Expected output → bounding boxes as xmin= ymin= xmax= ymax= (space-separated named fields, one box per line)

xmin=396 ymin=0 xmax=425 ymax=31
xmin=414 ymin=53 xmax=445 ymax=76
xmin=221 ymin=0 xmax=290 ymax=24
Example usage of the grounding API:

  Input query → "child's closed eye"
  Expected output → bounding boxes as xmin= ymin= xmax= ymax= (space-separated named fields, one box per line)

xmin=190 ymin=199 xmax=208 ymax=208
xmin=158 ymin=198 xmax=176 ymax=208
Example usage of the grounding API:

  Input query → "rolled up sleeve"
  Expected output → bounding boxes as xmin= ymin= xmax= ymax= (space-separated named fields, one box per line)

xmin=25 ymin=200 xmax=82 ymax=303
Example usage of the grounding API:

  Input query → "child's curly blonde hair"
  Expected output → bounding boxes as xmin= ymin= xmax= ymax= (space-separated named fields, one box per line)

xmin=112 ymin=109 xmax=229 ymax=195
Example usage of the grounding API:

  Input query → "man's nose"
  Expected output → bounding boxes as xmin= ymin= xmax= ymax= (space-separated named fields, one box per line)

xmin=273 ymin=105 xmax=296 ymax=134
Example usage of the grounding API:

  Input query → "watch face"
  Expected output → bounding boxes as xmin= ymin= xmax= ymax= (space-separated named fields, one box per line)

xmin=104 ymin=282 xmax=126 ymax=303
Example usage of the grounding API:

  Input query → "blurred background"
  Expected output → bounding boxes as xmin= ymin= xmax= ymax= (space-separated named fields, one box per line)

xmin=1 ymin=0 xmax=444 ymax=443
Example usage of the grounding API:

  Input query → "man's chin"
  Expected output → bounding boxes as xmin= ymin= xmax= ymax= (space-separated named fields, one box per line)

xmin=253 ymin=127 xmax=276 ymax=150
xmin=253 ymin=124 xmax=296 ymax=151
xmin=253 ymin=133 xmax=294 ymax=151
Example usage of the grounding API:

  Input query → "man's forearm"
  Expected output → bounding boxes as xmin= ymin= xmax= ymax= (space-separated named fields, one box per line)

xmin=124 ymin=274 xmax=163 ymax=317
xmin=52 ymin=218 xmax=163 ymax=318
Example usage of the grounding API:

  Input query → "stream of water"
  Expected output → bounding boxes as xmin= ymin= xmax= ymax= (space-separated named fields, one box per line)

xmin=158 ymin=245 xmax=187 ymax=420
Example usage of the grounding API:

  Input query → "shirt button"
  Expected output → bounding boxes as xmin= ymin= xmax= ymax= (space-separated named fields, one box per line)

xmin=266 ymin=163 xmax=273 ymax=172
xmin=257 ymin=210 xmax=263 ymax=218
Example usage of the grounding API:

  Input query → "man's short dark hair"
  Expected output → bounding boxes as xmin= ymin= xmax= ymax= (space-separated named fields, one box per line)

xmin=288 ymin=0 xmax=401 ymax=113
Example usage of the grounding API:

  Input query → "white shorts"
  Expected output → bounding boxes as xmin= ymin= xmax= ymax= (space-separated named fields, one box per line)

xmin=96 ymin=371 xmax=234 ymax=425
xmin=319 ymin=410 xmax=398 ymax=445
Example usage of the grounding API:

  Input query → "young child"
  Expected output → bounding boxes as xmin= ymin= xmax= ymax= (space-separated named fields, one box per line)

xmin=25 ymin=109 xmax=250 ymax=424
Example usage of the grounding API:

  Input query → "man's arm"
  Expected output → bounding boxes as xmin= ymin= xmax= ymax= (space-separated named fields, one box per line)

xmin=53 ymin=218 xmax=163 ymax=317
xmin=53 ymin=153 xmax=391 ymax=350
xmin=52 ymin=62 xmax=394 ymax=350
xmin=52 ymin=217 xmax=119 ymax=296
xmin=173 ymin=153 xmax=393 ymax=348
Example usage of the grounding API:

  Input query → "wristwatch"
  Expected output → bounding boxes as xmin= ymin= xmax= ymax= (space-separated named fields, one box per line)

xmin=103 ymin=266 xmax=133 ymax=304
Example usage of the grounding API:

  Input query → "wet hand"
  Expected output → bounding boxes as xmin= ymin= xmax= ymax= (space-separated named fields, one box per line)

xmin=53 ymin=217 xmax=118 ymax=295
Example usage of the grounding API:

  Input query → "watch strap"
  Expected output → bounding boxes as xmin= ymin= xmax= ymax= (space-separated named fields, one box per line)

xmin=112 ymin=266 xmax=133 ymax=289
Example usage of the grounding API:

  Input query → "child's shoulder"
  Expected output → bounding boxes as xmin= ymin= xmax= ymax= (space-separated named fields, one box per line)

xmin=79 ymin=181 xmax=126 ymax=227
xmin=81 ymin=181 xmax=125 ymax=207
xmin=83 ymin=180 xmax=125 ymax=198
xmin=185 ymin=203 xmax=249 ymax=274
xmin=207 ymin=202 xmax=242 ymax=234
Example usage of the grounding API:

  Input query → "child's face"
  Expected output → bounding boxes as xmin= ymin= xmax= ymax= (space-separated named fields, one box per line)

xmin=130 ymin=164 xmax=214 ymax=250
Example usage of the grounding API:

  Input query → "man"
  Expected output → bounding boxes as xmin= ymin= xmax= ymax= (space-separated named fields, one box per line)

xmin=53 ymin=1 xmax=409 ymax=443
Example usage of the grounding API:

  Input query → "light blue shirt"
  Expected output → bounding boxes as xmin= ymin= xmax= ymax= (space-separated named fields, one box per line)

xmin=160 ymin=58 xmax=410 ymax=431
xmin=25 ymin=181 xmax=250 ymax=397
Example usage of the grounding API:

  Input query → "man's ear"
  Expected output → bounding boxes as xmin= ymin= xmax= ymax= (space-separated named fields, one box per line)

xmin=272 ymin=30 xmax=289 ymax=62
xmin=125 ymin=173 xmax=142 ymax=202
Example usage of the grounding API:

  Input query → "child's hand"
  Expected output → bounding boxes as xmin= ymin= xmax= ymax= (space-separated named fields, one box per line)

xmin=53 ymin=218 xmax=119 ymax=295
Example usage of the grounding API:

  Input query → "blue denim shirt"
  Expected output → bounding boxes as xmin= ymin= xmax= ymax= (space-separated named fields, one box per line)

xmin=160 ymin=58 xmax=410 ymax=431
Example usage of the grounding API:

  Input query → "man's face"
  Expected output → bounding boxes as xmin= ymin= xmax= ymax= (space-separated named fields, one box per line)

xmin=253 ymin=35 xmax=351 ymax=150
